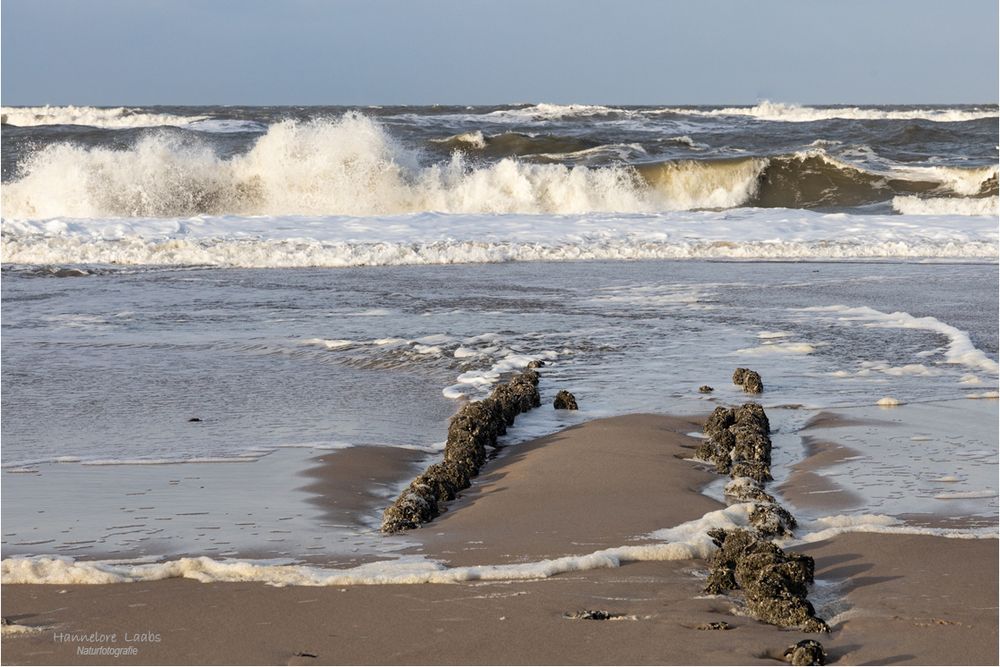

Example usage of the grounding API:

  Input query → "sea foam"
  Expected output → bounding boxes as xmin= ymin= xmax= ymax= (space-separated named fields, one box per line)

xmin=4 ymin=505 xmax=994 ymax=587
xmin=3 ymin=208 xmax=997 ymax=268
xmin=3 ymin=113 xmax=996 ymax=220
xmin=798 ymin=305 xmax=1000 ymax=374
xmin=892 ymin=195 xmax=999 ymax=216
xmin=1 ymin=115 xmax=659 ymax=218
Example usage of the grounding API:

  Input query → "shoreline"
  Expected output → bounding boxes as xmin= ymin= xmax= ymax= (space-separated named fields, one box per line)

xmin=3 ymin=412 xmax=997 ymax=665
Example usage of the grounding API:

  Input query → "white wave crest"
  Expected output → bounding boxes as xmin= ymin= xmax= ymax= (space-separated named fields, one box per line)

xmin=655 ymin=101 xmax=999 ymax=123
xmin=1 ymin=105 xmax=207 ymax=129
xmin=892 ymin=165 xmax=998 ymax=196
xmin=3 ymin=114 xmax=764 ymax=219
xmin=486 ymin=103 xmax=625 ymax=121
xmin=790 ymin=149 xmax=998 ymax=198
xmin=641 ymin=158 xmax=766 ymax=210
xmin=430 ymin=130 xmax=487 ymax=149
xmin=893 ymin=195 xmax=999 ymax=216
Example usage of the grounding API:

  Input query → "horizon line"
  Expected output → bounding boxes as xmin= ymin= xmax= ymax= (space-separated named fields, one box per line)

xmin=3 ymin=100 xmax=999 ymax=108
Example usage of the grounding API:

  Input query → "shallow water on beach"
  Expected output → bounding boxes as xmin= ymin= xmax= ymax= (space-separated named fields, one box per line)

xmin=2 ymin=260 xmax=997 ymax=562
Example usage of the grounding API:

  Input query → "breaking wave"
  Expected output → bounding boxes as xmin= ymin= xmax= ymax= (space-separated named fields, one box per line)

xmin=2 ymin=114 xmax=997 ymax=219
xmin=637 ymin=158 xmax=767 ymax=210
xmin=653 ymin=101 xmax=999 ymax=123
xmin=480 ymin=101 xmax=998 ymax=123
xmin=0 ymin=105 xmax=265 ymax=133
xmin=485 ymin=103 xmax=625 ymax=121
xmin=2 ymin=105 xmax=205 ymax=129
xmin=430 ymin=131 xmax=604 ymax=158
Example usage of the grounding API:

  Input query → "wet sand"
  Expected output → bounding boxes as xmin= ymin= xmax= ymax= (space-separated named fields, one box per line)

xmin=778 ymin=437 xmax=865 ymax=512
xmin=413 ymin=413 xmax=722 ymax=565
xmin=3 ymin=415 xmax=997 ymax=665
xmin=299 ymin=446 xmax=428 ymax=526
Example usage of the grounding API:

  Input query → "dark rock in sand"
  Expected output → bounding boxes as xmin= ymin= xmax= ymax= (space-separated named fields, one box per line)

xmin=698 ymin=385 xmax=714 ymax=393
xmin=491 ymin=373 xmax=541 ymax=423
xmin=783 ymin=639 xmax=827 ymax=666
xmin=742 ymin=370 xmax=764 ymax=393
xmin=702 ymin=402 xmax=772 ymax=480
xmin=449 ymin=400 xmax=503 ymax=447
xmin=705 ymin=529 xmax=826 ymax=632
xmin=733 ymin=368 xmax=764 ymax=393
xmin=704 ymin=406 xmax=736 ymax=439
xmin=695 ymin=621 xmax=731 ymax=630
xmin=750 ymin=502 xmax=798 ymax=537
xmin=444 ymin=426 xmax=487 ymax=472
xmin=733 ymin=402 xmax=770 ymax=433
xmin=711 ymin=427 xmax=737 ymax=452
xmin=413 ymin=459 xmax=473 ymax=502
xmin=695 ymin=430 xmax=736 ymax=474
xmin=563 ymin=610 xmax=625 ymax=620
xmin=704 ymin=528 xmax=758 ymax=594
xmin=381 ymin=483 xmax=439 ymax=533
xmin=729 ymin=424 xmax=772 ymax=466
xmin=553 ymin=390 xmax=578 ymax=410
xmin=729 ymin=460 xmax=772 ymax=483
xmin=746 ymin=596 xmax=828 ymax=634
xmin=724 ymin=477 xmax=776 ymax=504
xmin=383 ymin=367 xmax=544 ymax=533
xmin=694 ymin=440 xmax=718 ymax=464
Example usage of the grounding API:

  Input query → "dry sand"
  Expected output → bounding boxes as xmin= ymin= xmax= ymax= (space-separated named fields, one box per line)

xmin=2 ymin=414 xmax=997 ymax=665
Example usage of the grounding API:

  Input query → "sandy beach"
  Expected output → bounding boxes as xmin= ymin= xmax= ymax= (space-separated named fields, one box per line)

xmin=3 ymin=413 xmax=996 ymax=665
xmin=3 ymin=2 xmax=998 ymax=664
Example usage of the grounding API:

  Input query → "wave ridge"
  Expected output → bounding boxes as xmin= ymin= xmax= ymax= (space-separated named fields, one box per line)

xmin=652 ymin=101 xmax=999 ymax=123
xmin=0 ymin=114 xmax=729 ymax=218
xmin=2 ymin=105 xmax=206 ymax=129
xmin=3 ymin=114 xmax=998 ymax=219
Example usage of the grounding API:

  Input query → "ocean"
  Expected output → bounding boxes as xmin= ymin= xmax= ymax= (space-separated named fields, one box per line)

xmin=1 ymin=103 xmax=997 ymax=584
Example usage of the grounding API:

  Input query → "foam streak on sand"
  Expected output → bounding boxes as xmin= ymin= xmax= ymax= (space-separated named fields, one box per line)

xmin=4 ymin=506 xmax=994 ymax=587
xmin=793 ymin=513 xmax=999 ymax=543
xmin=1 ymin=505 xmax=753 ymax=586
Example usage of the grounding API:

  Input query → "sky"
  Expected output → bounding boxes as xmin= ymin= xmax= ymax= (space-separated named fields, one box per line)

xmin=2 ymin=0 xmax=998 ymax=106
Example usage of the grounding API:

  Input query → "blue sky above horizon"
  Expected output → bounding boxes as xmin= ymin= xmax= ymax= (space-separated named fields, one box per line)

xmin=2 ymin=0 xmax=998 ymax=106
